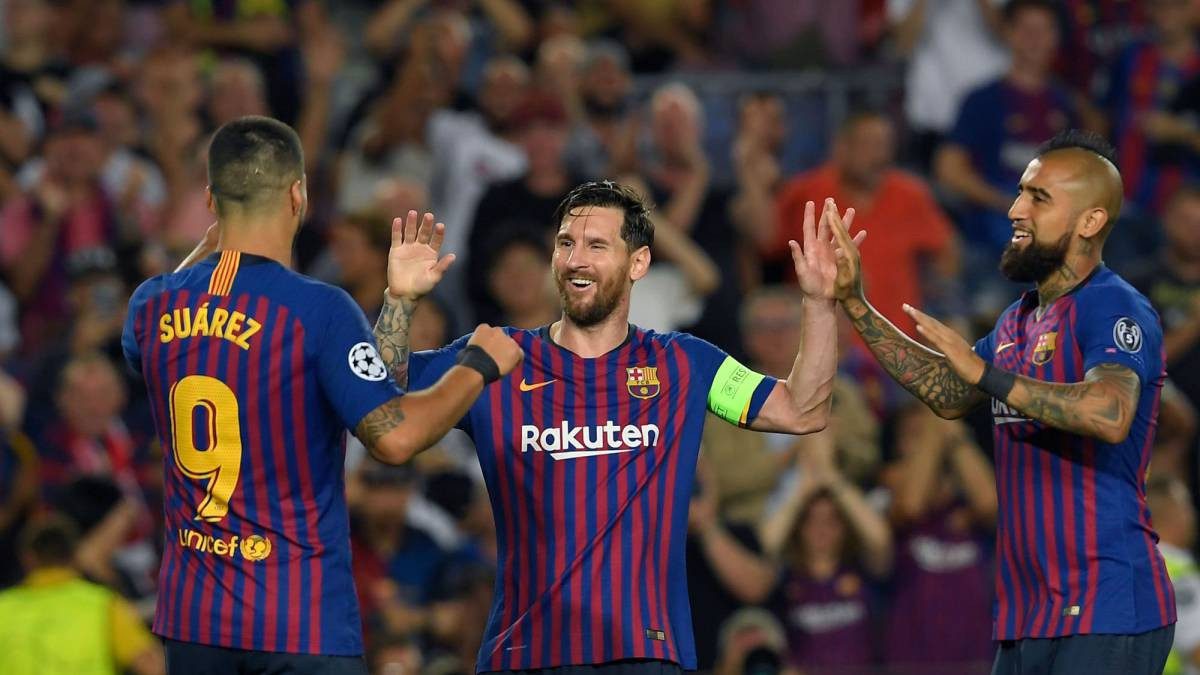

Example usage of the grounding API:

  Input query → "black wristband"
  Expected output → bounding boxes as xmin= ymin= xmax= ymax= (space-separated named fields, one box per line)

xmin=456 ymin=345 xmax=501 ymax=385
xmin=977 ymin=363 xmax=1016 ymax=401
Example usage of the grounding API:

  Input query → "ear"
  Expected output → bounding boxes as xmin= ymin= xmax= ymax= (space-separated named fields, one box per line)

xmin=1078 ymin=207 xmax=1109 ymax=240
xmin=629 ymin=245 xmax=651 ymax=282
xmin=206 ymin=186 xmax=216 ymax=214
xmin=290 ymin=180 xmax=304 ymax=215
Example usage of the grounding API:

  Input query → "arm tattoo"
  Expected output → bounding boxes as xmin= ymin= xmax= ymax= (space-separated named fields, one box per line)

xmin=354 ymin=398 xmax=406 ymax=453
xmin=844 ymin=297 xmax=986 ymax=417
xmin=1004 ymin=363 xmax=1140 ymax=443
xmin=374 ymin=294 xmax=417 ymax=388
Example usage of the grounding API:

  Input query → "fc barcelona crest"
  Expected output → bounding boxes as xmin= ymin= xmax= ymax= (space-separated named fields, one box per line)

xmin=626 ymin=366 xmax=661 ymax=399
xmin=1033 ymin=331 xmax=1057 ymax=365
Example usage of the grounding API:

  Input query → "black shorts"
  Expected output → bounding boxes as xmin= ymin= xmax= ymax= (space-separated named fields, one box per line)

xmin=991 ymin=624 xmax=1175 ymax=675
xmin=163 ymin=638 xmax=367 ymax=675
xmin=481 ymin=658 xmax=682 ymax=675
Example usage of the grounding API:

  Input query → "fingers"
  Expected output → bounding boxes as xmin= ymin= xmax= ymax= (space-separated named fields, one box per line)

xmin=817 ymin=198 xmax=833 ymax=243
xmin=402 ymin=210 xmax=419 ymax=244
xmin=840 ymin=208 xmax=855 ymax=241
xmin=429 ymin=221 xmax=447 ymax=252
xmin=432 ymin=253 xmax=456 ymax=276
xmin=826 ymin=202 xmax=857 ymax=252
xmin=391 ymin=216 xmax=404 ymax=247
xmin=802 ymin=200 xmax=816 ymax=249
xmin=852 ymin=230 xmax=867 ymax=246
xmin=416 ymin=212 xmax=435 ymax=244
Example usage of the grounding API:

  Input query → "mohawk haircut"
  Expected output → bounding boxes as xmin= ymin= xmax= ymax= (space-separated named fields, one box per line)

xmin=207 ymin=116 xmax=304 ymax=214
xmin=552 ymin=180 xmax=655 ymax=251
xmin=1036 ymin=129 xmax=1118 ymax=167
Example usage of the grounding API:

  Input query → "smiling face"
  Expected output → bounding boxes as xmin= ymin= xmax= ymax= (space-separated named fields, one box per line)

xmin=552 ymin=205 xmax=648 ymax=327
xmin=1002 ymin=152 xmax=1113 ymax=283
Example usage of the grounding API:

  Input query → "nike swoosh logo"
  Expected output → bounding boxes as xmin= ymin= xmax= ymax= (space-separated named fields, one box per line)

xmin=550 ymin=448 xmax=635 ymax=460
xmin=519 ymin=378 xmax=557 ymax=392
xmin=996 ymin=342 xmax=1017 ymax=353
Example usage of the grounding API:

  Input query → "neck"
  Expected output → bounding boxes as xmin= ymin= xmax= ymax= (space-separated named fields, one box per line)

xmin=550 ymin=307 xmax=630 ymax=358
xmin=1165 ymin=249 xmax=1200 ymax=281
xmin=217 ymin=216 xmax=296 ymax=268
xmin=805 ymin=555 xmax=838 ymax=581
xmin=1036 ymin=247 xmax=1100 ymax=310
xmin=1007 ymin=66 xmax=1048 ymax=92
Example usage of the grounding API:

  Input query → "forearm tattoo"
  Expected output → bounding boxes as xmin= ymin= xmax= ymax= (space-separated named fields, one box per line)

xmin=374 ymin=295 xmax=417 ymax=388
xmin=844 ymin=298 xmax=984 ymax=417
xmin=1006 ymin=363 xmax=1139 ymax=442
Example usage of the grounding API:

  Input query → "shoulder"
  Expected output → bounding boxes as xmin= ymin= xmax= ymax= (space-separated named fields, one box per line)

xmin=1077 ymin=269 xmax=1159 ymax=319
xmin=128 ymin=273 xmax=171 ymax=312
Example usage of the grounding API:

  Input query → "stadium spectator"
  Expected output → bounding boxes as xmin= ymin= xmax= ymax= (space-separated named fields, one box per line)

xmin=773 ymin=109 xmax=961 ymax=339
xmin=888 ymin=0 xmax=1009 ymax=169
xmin=713 ymin=608 xmax=801 ymax=675
xmin=880 ymin=404 xmax=996 ymax=674
xmin=626 ymin=193 xmax=720 ymax=333
xmin=700 ymin=288 xmax=880 ymax=526
xmin=716 ymin=0 xmax=863 ymax=70
xmin=564 ymin=40 xmax=636 ymax=181
xmin=760 ymin=442 xmax=892 ymax=673
xmin=328 ymin=212 xmax=392 ymax=321
xmin=367 ymin=632 xmax=424 ymax=675
xmin=0 ymin=515 xmax=164 ymax=675
xmin=1104 ymin=0 xmax=1200 ymax=218
xmin=0 ymin=0 xmax=70 ymax=122
xmin=485 ymin=235 xmax=558 ymax=330
xmin=732 ymin=90 xmax=788 ymax=285
xmin=466 ymin=91 xmax=573 ymax=325
xmin=0 ymin=115 xmax=120 ymax=353
xmin=686 ymin=456 xmax=778 ymax=671
xmin=163 ymin=0 xmax=325 ymax=124
xmin=1148 ymin=475 xmax=1200 ymax=675
xmin=936 ymin=0 xmax=1075 ymax=312
xmin=1131 ymin=184 xmax=1200 ymax=437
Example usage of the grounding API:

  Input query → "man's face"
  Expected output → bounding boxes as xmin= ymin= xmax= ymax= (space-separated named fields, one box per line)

xmin=1164 ymin=194 xmax=1200 ymax=262
xmin=837 ymin=117 xmax=894 ymax=188
xmin=1006 ymin=8 xmax=1059 ymax=71
xmin=1003 ymin=156 xmax=1086 ymax=283
xmin=739 ymin=96 xmax=786 ymax=151
xmin=742 ymin=296 xmax=803 ymax=374
xmin=518 ymin=121 xmax=568 ymax=172
xmin=552 ymin=206 xmax=635 ymax=327
xmin=479 ymin=62 xmax=530 ymax=129
xmin=45 ymin=130 xmax=104 ymax=185
xmin=57 ymin=361 xmax=126 ymax=436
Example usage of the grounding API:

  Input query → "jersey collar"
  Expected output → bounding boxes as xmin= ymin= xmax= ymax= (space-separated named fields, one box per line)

xmin=202 ymin=251 xmax=278 ymax=267
xmin=538 ymin=322 xmax=635 ymax=359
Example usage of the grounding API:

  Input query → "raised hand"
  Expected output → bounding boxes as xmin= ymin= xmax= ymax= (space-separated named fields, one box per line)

xmin=386 ymin=210 xmax=455 ymax=301
xmin=903 ymin=304 xmax=986 ymax=385
xmin=825 ymin=201 xmax=867 ymax=302
xmin=790 ymin=198 xmax=862 ymax=301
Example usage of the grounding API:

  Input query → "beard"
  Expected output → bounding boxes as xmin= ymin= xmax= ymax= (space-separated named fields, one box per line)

xmin=999 ymin=230 xmax=1072 ymax=283
xmin=555 ymin=265 xmax=628 ymax=327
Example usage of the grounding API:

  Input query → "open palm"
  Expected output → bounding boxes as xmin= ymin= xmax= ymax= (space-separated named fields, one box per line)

xmin=790 ymin=199 xmax=860 ymax=301
xmin=387 ymin=210 xmax=456 ymax=301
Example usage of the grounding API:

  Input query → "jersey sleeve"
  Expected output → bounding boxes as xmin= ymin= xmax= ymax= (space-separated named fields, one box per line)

xmin=973 ymin=329 xmax=997 ymax=365
xmin=680 ymin=334 xmax=777 ymax=427
xmin=121 ymin=277 xmax=160 ymax=376
xmin=314 ymin=287 xmax=405 ymax=431
xmin=1075 ymin=284 xmax=1163 ymax=386
xmin=409 ymin=333 xmax=473 ymax=390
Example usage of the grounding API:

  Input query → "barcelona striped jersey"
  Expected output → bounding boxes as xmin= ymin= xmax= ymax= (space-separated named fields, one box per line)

xmin=409 ymin=325 xmax=777 ymax=671
xmin=973 ymin=265 xmax=1176 ymax=640
xmin=121 ymin=250 xmax=404 ymax=655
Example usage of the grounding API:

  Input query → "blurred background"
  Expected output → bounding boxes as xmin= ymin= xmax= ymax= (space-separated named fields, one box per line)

xmin=2 ymin=0 xmax=1200 ymax=674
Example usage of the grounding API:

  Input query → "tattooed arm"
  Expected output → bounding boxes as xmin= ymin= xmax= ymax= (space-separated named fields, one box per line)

xmin=842 ymin=295 xmax=988 ymax=418
xmin=903 ymin=304 xmax=1144 ymax=444
xmin=1000 ymin=363 xmax=1141 ymax=444
xmin=354 ymin=324 xmax=523 ymax=464
xmin=374 ymin=293 xmax=417 ymax=388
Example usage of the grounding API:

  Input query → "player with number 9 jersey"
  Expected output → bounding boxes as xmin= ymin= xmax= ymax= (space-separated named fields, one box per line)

xmin=119 ymin=117 xmax=521 ymax=673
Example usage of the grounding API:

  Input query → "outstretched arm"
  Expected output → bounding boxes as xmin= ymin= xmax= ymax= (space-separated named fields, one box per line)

xmin=905 ymin=305 xmax=1141 ymax=444
xmin=752 ymin=200 xmax=863 ymax=433
xmin=830 ymin=211 xmax=987 ymax=419
xmin=373 ymin=210 xmax=456 ymax=388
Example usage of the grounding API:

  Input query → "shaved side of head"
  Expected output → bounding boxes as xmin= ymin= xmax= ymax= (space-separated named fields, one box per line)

xmin=1036 ymin=130 xmax=1123 ymax=237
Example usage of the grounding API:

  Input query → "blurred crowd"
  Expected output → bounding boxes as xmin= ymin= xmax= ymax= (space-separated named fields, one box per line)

xmin=3 ymin=0 xmax=1200 ymax=673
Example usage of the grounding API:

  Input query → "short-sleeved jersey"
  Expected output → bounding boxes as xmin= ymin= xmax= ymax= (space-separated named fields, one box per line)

xmin=409 ymin=325 xmax=777 ymax=671
xmin=120 ymin=251 xmax=402 ymax=656
xmin=972 ymin=265 xmax=1176 ymax=639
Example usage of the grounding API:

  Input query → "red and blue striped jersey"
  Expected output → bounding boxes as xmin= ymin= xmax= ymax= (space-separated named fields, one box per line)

xmin=409 ymin=325 xmax=776 ymax=671
xmin=973 ymin=265 xmax=1176 ymax=640
xmin=120 ymin=251 xmax=403 ymax=656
